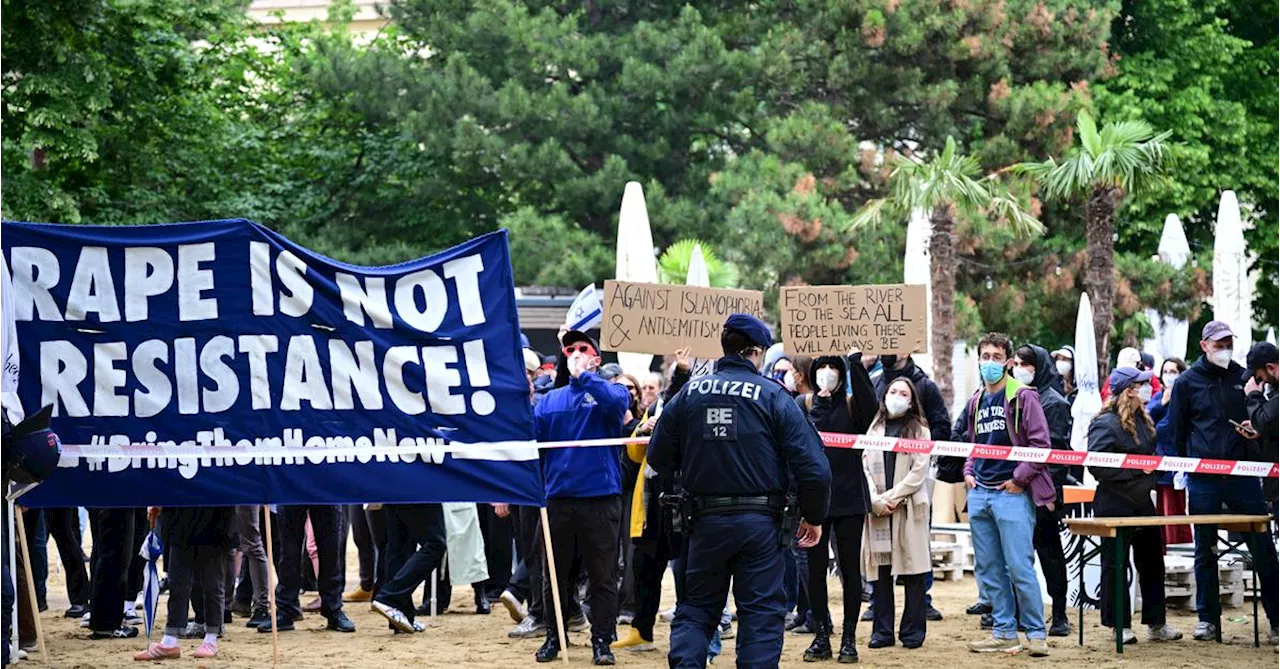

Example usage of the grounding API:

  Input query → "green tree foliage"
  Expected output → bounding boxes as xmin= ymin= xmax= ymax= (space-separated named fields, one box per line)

xmin=1096 ymin=0 xmax=1279 ymax=332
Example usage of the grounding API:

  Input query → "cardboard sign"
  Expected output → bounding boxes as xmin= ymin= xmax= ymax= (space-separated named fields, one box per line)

xmin=602 ymin=281 xmax=766 ymax=359
xmin=780 ymin=284 xmax=926 ymax=355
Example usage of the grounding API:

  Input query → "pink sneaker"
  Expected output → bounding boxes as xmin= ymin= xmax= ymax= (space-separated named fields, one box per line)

xmin=134 ymin=643 xmax=180 ymax=661
xmin=193 ymin=642 xmax=219 ymax=659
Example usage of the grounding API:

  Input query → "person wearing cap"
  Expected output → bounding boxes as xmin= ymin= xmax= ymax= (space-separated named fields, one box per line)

xmin=1050 ymin=346 xmax=1076 ymax=404
xmin=648 ymin=314 xmax=831 ymax=669
xmin=1087 ymin=367 xmax=1183 ymax=645
xmin=1169 ymin=321 xmax=1279 ymax=643
xmin=532 ymin=330 xmax=631 ymax=665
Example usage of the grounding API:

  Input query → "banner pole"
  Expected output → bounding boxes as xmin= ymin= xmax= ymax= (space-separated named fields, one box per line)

xmin=539 ymin=506 xmax=569 ymax=663
xmin=13 ymin=509 xmax=48 ymax=663
xmin=263 ymin=509 xmax=280 ymax=666
xmin=6 ymin=501 xmax=17 ymax=659
xmin=429 ymin=570 xmax=437 ymax=617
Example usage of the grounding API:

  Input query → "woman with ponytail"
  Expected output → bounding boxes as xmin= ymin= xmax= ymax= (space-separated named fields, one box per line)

xmin=1086 ymin=367 xmax=1183 ymax=645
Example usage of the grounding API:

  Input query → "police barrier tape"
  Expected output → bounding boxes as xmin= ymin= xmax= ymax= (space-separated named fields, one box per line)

xmin=57 ymin=431 xmax=1278 ymax=478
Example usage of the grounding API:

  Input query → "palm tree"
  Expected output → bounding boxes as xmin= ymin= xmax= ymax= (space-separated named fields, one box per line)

xmin=853 ymin=136 xmax=1042 ymax=406
xmin=657 ymin=239 xmax=740 ymax=288
xmin=1014 ymin=112 xmax=1171 ymax=374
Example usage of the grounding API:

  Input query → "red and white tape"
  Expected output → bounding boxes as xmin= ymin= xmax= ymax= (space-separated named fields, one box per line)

xmin=57 ymin=432 xmax=1277 ymax=478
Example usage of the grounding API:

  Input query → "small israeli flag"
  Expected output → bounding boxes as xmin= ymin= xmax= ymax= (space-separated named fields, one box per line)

xmin=139 ymin=529 xmax=164 ymax=639
xmin=565 ymin=284 xmax=603 ymax=332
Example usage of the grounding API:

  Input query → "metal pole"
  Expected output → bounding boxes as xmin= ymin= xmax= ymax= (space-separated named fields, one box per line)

xmin=1114 ymin=530 xmax=1125 ymax=654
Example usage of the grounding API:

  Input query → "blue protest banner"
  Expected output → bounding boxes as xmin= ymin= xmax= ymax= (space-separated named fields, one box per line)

xmin=2 ymin=219 xmax=543 ymax=507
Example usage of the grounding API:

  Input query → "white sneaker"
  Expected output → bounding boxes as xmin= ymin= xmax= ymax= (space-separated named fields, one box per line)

xmin=659 ymin=607 xmax=676 ymax=623
xmin=371 ymin=600 xmax=415 ymax=634
xmin=499 ymin=590 xmax=527 ymax=623
xmin=1121 ymin=628 xmax=1137 ymax=645
xmin=80 ymin=612 xmax=91 ymax=628
xmin=1193 ymin=622 xmax=1217 ymax=641
xmin=1147 ymin=624 xmax=1182 ymax=642
xmin=13 ymin=646 xmax=27 ymax=661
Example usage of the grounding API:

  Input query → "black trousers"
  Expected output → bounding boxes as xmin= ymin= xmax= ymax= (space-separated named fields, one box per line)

xmin=478 ymin=504 xmax=514 ymax=600
xmin=88 ymin=508 xmax=136 ymax=632
xmin=1095 ymin=496 xmax=1166 ymax=629
xmin=275 ymin=505 xmax=344 ymax=618
xmin=1033 ymin=504 xmax=1068 ymax=616
xmin=367 ymin=507 xmax=388 ymax=596
xmin=870 ymin=565 xmax=926 ymax=645
xmin=543 ymin=495 xmax=621 ymax=642
xmin=166 ymin=545 xmax=226 ymax=636
xmin=375 ymin=504 xmax=447 ymax=623
xmin=510 ymin=505 xmax=544 ymax=619
xmin=618 ymin=478 xmax=638 ymax=617
xmin=630 ymin=528 xmax=680 ymax=640
xmin=806 ymin=514 xmax=865 ymax=633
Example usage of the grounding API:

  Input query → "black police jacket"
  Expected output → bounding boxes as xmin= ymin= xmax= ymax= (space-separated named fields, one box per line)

xmin=648 ymin=356 xmax=832 ymax=525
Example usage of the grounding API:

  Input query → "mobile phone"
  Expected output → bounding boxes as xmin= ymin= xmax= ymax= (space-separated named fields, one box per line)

xmin=1229 ymin=419 xmax=1258 ymax=436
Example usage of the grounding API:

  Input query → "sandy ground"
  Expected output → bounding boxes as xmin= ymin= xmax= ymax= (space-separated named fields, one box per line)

xmin=24 ymin=533 xmax=1278 ymax=669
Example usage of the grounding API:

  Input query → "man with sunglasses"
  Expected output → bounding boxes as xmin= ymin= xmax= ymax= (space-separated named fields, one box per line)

xmin=533 ymin=330 xmax=632 ymax=665
xmin=648 ymin=314 xmax=831 ymax=669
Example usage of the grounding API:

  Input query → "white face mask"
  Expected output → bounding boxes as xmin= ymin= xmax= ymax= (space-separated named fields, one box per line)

xmin=1135 ymin=385 xmax=1153 ymax=403
xmin=1012 ymin=367 xmax=1035 ymax=385
xmin=885 ymin=395 xmax=911 ymax=419
xmin=815 ymin=368 xmax=840 ymax=393
xmin=1162 ymin=372 xmax=1179 ymax=388
xmin=783 ymin=371 xmax=798 ymax=393
xmin=1209 ymin=348 xmax=1233 ymax=369
xmin=1055 ymin=360 xmax=1072 ymax=377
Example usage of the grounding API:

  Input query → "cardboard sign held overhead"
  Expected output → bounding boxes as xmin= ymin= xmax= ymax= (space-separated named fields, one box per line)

xmin=602 ymin=281 xmax=766 ymax=360
xmin=780 ymin=284 xmax=926 ymax=355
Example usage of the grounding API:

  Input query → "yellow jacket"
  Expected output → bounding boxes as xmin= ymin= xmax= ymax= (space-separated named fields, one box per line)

xmin=626 ymin=408 xmax=650 ymax=539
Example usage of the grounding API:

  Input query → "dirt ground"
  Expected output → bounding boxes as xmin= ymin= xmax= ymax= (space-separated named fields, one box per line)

xmin=25 ymin=533 xmax=1277 ymax=669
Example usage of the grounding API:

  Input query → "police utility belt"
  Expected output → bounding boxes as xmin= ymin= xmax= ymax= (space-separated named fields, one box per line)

xmin=691 ymin=494 xmax=787 ymax=517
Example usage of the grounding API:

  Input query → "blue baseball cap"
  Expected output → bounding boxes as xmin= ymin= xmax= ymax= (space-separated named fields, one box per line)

xmin=724 ymin=314 xmax=772 ymax=350
xmin=1108 ymin=366 xmax=1153 ymax=395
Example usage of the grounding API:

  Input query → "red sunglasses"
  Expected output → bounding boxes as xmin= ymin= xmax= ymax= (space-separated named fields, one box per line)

xmin=563 ymin=344 xmax=597 ymax=356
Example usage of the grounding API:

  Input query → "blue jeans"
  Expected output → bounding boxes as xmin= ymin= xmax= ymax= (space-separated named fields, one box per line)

xmin=968 ymin=486 xmax=1046 ymax=639
xmin=671 ymin=512 xmax=784 ymax=669
xmin=1187 ymin=475 xmax=1279 ymax=627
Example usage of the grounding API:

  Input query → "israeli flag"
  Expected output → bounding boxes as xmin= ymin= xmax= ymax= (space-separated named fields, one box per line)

xmin=565 ymin=284 xmax=603 ymax=332
xmin=139 ymin=529 xmax=164 ymax=639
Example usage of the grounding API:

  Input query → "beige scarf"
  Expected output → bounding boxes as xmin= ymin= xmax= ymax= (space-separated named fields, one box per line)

xmin=863 ymin=420 xmax=895 ymax=569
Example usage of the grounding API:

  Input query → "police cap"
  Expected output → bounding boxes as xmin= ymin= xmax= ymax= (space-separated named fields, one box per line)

xmin=724 ymin=314 xmax=772 ymax=350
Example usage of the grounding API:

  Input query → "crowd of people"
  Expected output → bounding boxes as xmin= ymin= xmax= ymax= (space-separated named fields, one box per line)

xmin=3 ymin=321 xmax=1277 ymax=666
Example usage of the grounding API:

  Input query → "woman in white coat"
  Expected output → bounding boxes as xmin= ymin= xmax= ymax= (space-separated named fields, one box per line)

xmin=861 ymin=376 xmax=933 ymax=650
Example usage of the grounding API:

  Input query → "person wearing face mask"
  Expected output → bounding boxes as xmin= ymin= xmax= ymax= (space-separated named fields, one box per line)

xmin=1169 ymin=321 xmax=1280 ymax=644
xmin=532 ymin=330 xmax=633 ymax=664
xmin=956 ymin=333 xmax=1054 ymax=657
xmin=1008 ymin=345 xmax=1072 ymax=638
xmin=797 ymin=352 xmax=878 ymax=662
xmin=1087 ymin=367 xmax=1183 ymax=645
xmin=1145 ymin=357 xmax=1192 ymax=547
xmin=860 ymin=377 xmax=933 ymax=651
xmin=1050 ymin=347 xmax=1077 ymax=405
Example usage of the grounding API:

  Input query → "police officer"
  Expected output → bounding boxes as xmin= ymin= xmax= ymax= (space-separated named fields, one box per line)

xmin=648 ymin=314 xmax=831 ymax=669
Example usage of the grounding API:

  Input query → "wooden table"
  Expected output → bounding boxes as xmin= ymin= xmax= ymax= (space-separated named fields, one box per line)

xmin=1065 ymin=514 xmax=1272 ymax=653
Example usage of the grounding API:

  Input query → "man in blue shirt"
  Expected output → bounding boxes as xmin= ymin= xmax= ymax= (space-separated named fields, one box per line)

xmin=958 ymin=332 xmax=1054 ymax=657
xmin=533 ymin=331 xmax=631 ymax=665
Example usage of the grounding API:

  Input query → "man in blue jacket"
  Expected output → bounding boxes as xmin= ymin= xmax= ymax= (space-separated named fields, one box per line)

xmin=1169 ymin=320 xmax=1279 ymax=644
xmin=533 ymin=330 xmax=631 ymax=665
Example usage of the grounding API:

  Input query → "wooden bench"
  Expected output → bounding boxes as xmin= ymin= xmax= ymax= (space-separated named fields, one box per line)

xmin=1064 ymin=514 xmax=1272 ymax=653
